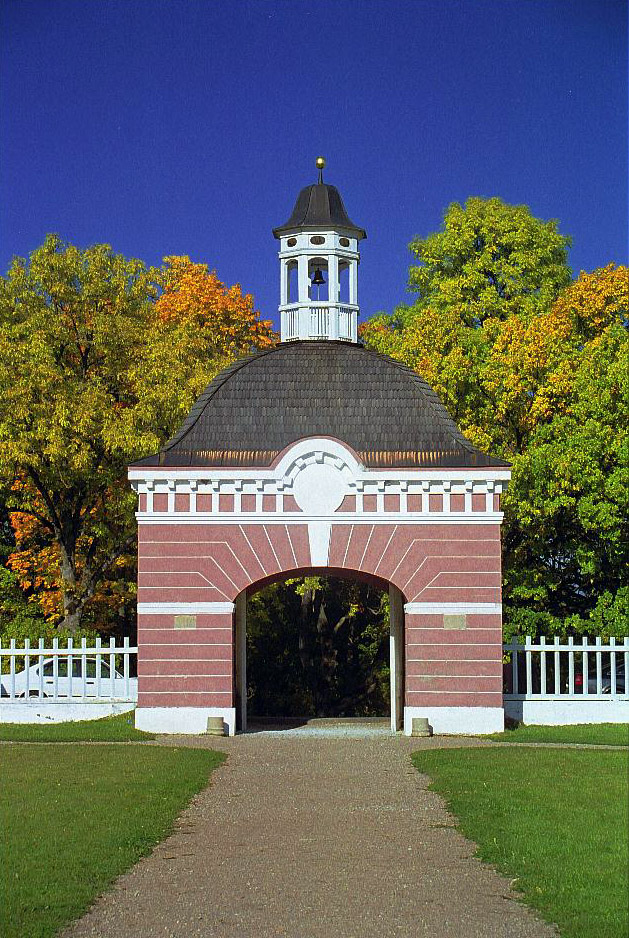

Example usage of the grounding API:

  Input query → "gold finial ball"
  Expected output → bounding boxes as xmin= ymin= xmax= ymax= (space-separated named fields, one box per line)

xmin=316 ymin=156 xmax=326 ymax=170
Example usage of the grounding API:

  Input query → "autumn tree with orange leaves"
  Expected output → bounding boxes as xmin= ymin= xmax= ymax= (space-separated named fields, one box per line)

xmin=0 ymin=237 xmax=274 ymax=634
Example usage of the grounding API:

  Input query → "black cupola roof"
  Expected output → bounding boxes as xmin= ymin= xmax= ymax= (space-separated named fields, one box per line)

xmin=133 ymin=342 xmax=508 ymax=469
xmin=273 ymin=183 xmax=366 ymax=240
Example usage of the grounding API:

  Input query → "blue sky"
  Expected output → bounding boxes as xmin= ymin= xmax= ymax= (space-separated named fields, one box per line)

xmin=2 ymin=0 xmax=627 ymax=329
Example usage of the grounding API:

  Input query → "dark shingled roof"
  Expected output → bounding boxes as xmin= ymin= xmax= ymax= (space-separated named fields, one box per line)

xmin=273 ymin=183 xmax=366 ymax=240
xmin=133 ymin=341 xmax=509 ymax=469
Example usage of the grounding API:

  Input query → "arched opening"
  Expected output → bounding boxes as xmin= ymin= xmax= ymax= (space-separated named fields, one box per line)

xmin=287 ymin=260 xmax=298 ymax=304
xmin=339 ymin=262 xmax=350 ymax=304
xmin=234 ymin=571 xmax=405 ymax=733
xmin=308 ymin=257 xmax=329 ymax=302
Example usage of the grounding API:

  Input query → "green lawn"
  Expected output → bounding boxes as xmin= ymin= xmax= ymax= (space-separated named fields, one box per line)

xmin=0 ymin=743 xmax=225 ymax=938
xmin=488 ymin=722 xmax=629 ymax=746
xmin=413 ymin=747 xmax=629 ymax=938
xmin=0 ymin=711 xmax=154 ymax=742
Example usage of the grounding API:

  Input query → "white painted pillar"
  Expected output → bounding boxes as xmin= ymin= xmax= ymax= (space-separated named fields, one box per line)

xmin=356 ymin=482 xmax=364 ymax=513
xmin=377 ymin=481 xmax=386 ymax=514
xmin=328 ymin=254 xmax=339 ymax=303
xmin=486 ymin=481 xmax=495 ymax=513
xmin=465 ymin=480 xmax=473 ymax=513
xmin=389 ymin=584 xmax=405 ymax=732
xmin=280 ymin=259 xmax=288 ymax=306
xmin=421 ymin=480 xmax=430 ymax=514
xmin=400 ymin=481 xmax=408 ymax=514
xmin=297 ymin=255 xmax=310 ymax=303
xmin=349 ymin=259 xmax=358 ymax=306
xmin=235 ymin=592 xmax=247 ymax=732
xmin=298 ymin=255 xmax=310 ymax=338
xmin=329 ymin=253 xmax=339 ymax=339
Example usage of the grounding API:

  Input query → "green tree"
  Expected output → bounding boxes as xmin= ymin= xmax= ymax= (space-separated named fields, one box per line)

xmin=407 ymin=196 xmax=571 ymax=326
xmin=364 ymin=197 xmax=572 ymax=454
xmin=362 ymin=197 xmax=628 ymax=635
xmin=0 ymin=236 xmax=274 ymax=633
xmin=504 ymin=313 xmax=628 ymax=634
xmin=247 ymin=577 xmax=390 ymax=717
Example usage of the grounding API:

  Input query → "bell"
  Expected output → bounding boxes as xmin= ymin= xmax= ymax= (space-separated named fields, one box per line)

xmin=311 ymin=268 xmax=325 ymax=286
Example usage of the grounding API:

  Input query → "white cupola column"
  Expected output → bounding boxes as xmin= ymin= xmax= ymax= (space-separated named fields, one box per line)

xmin=328 ymin=254 xmax=339 ymax=303
xmin=274 ymin=157 xmax=366 ymax=344
xmin=280 ymin=259 xmax=289 ymax=307
xmin=349 ymin=260 xmax=358 ymax=306
xmin=297 ymin=254 xmax=310 ymax=304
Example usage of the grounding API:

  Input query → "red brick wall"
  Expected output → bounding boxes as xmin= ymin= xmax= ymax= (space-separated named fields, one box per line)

xmin=137 ymin=521 xmax=503 ymax=712
xmin=405 ymin=612 xmax=503 ymax=709
xmin=137 ymin=613 xmax=233 ymax=709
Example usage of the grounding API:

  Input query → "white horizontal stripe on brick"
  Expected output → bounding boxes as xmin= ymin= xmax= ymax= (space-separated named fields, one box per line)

xmin=407 ymin=689 xmax=502 ymax=695
xmin=408 ymin=658 xmax=496 ymax=660
xmin=407 ymin=642 xmax=502 ymax=648
xmin=138 ymin=690 xmax=232 ymax=695
xmin=137 ymin=602 xmax=235 ymax=615
xmin=136 ymin=513 xmax=504 ymax=525
xmin=405 ymin=602 xmax=502 ymax=615
xmin=142 ymin=659 xmax=231 ymax=676
xmin=411 ymin=675 xmax=500 ymax=680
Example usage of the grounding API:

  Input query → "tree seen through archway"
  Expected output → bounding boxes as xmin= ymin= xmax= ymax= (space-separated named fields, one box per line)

xmin=246 ymin=577 xmax=390 ymax=719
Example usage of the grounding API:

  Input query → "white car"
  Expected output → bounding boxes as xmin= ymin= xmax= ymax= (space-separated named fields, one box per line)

xmin=0 ymin=656 xmax=138 ymax=699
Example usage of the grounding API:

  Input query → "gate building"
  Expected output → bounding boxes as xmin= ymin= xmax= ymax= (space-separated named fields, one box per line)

xmin=129 ymin=161 xmax=511 ymax=735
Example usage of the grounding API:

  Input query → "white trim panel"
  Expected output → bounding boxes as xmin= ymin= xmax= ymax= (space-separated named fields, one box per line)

xmin=0 ymin=702 xmax=135 ymax=724
xmin=129 ymin=467 xmax=512 ymax=483
xmin=504 ymin=698 xmax=629 ymax=725
xmin=136 ymin=513 xmax=505 ymax=526
xmin=308 ymin=522 xmax=332 ymax=566
xmin=135 ymin=706 xmax=236 ymax=736
xmin=405 ymin=602 xmax=502 ymax=615
xmin=137 ymin=602 xmax=235 ymax=615
xmin=404 ymin=706 xmax=504 ymax=735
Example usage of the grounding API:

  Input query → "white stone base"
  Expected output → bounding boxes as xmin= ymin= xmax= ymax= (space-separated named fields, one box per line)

xmin=135 ymin=706 xmax=236 ymax=736
xmin=404 ymin=706 xmax=504 ymax=736
xmin=0 ymin=701 xmax=135 ymax=724
xmin=505 ymin=697 xmax=629 ymax=725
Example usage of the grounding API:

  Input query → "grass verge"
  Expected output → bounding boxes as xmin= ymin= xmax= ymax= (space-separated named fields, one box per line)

xmin=413 ymin=747 xmax=628 ymax=938
xmin=487 ymin=722 xmax=629 ymax=746
xmin=0 ymin=743 xmax=225 ymax=938
xmin=0 ymin=712 xmax=154 ymax=742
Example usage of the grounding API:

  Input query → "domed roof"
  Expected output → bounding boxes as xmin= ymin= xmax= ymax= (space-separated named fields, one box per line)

xmin=273 ymin=183 xmax=366 ymax=240
xmin=134 ymin=342 xmax=508 ymax=469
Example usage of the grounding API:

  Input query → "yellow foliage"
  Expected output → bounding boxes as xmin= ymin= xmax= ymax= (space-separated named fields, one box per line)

xmin=157 ymin=256 xmax=275 ymax=351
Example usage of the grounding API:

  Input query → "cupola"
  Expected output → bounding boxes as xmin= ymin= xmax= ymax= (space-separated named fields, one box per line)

xmin=273 ymin=157 xmax=366 ymax=343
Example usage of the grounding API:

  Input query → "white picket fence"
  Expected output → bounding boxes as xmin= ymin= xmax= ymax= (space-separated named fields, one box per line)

xmin=503 ymin=636 xmax=629 ymax=725
xmin=0 ymin=635 xmax=627 ymax=726
xmin=503 ymin=636 xmax=629 ymax=698
xmin=0 ymin=637 xmax=137 ymax=702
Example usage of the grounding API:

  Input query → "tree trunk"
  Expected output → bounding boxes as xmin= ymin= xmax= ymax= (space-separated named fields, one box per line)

xmin=58 ymin=540 xmax=84 ymax=633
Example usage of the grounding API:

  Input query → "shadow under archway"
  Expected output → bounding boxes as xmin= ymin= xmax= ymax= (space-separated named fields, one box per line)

xmin=236 ymin=573 xmax=405 ymax=734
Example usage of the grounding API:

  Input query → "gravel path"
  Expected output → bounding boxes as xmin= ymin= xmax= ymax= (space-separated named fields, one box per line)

xmin=62 ymin=731 xmax=557 ymax=938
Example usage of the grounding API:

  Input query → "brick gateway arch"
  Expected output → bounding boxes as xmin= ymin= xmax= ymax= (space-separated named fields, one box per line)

xmin=130 ymin=436 xmax=509 ymax=736
xmin=128 ymin=165 xmax=511 ymax=736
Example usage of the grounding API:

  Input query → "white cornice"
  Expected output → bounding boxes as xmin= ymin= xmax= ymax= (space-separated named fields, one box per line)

xmin=129 ymin=467 xmax=511 ymax=482
xmin=135 ymin=512 xmax=505 ymax=525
